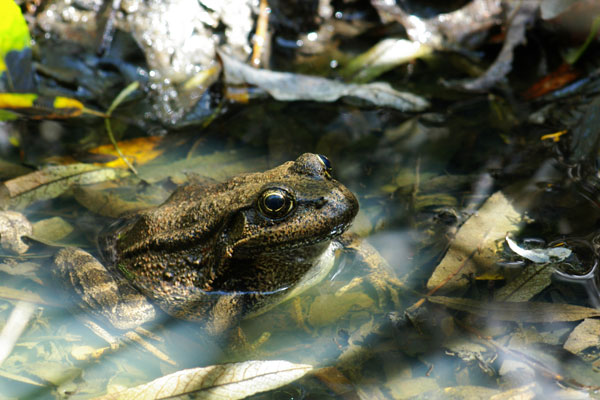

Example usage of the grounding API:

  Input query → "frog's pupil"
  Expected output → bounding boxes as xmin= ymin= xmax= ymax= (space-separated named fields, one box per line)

xmin=265 ymin=193 xmax=285 ymax=211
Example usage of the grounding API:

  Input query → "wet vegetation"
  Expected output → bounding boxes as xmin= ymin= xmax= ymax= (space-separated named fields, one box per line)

xmin=2 ymin=0 xmax=600 ymax=398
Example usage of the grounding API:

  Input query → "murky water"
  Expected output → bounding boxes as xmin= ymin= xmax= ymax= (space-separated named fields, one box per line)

xmin=4 ymin=91 xmax=600 ymax=399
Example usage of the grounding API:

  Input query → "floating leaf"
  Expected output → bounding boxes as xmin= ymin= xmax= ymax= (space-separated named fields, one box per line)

xmin=505 ymin=236 xmax=571 ymax=263
xmin=96 ymin=360 xmax=313 ymax=400
xmin=220 ymin=52 xmax=429 ymax=111
xmin=1 ymin=164 xmax=128 ymax=210
xmin=428 ymin=296 xmax=600 ymax=323
xmin=0 ymin=210 xmax=32 ymax=253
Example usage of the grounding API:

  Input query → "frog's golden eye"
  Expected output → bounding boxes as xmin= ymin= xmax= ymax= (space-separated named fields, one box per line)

xmin=257 ymin=188 xmax=295 ymax=219
xmin=317 ymin=154 xmax=332 ymax=178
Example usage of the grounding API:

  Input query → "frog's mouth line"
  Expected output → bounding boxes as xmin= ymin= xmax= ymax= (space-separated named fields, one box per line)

xmin=261 ymin=220 xmax=352 ymax=252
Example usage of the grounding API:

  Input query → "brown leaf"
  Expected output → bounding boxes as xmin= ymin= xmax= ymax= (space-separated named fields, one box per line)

xmin=493 ymin=264 xmax=553 ymax=302
xmin=2 ymin=164 xmax=128 ymax=210
xmin=426 ymin=190 xmax=524 ymax=292
xmin=95 ymin=360 xmax=313 ymax=400
xmin=31 ymin=216 xmax=74 ymax=245
xmin=428 ymin=296 xmax=600 ymax=323
xmin=563 ymin=318 xmax=600 ymax=355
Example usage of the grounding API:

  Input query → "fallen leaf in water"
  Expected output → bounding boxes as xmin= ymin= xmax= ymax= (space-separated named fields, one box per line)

xmin=505 ymin=236 xmax=571 ymax=263
xmin=493 ymin=264 xmax=553 ymax=302
xmin=73 ymin=187 xmax=154 ymax=218
xmin=341 ymin=38 xmax=433 ymax=83
xmin=220 ymin=52 xmax=429 ymax=112
xmin=87 ymin=137 xmax=165 ymax=169
xmin=0 ymin=286 xmax=54 ymax=306
xmin=0 ymin=261 xmax=41 ymax=284
xmin=423 ymin=385 xmax=500 ymax=399
xmin=308 ymin=292 xmax=374 ymax=327
xmin=426 ymin=190 xmax=524 ymax=292
xmin=386 ymin=376 xmax=439 ymax=399
xmin=428 ymin=296 xmax=600 ymax=322
xmin=563 ymin=318 xmax=600 ymax=356
xmin=96 ymin=360 xmax=313 ymax=400
xmin=1 ymin=164 xmax=128 ymax=210
xmin=0 ymin=211 xmax=32 ymax=253
xmin=31 ymin=217 xmax=74 ymax=245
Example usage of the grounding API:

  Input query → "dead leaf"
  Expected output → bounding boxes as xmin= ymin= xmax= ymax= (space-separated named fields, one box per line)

xmin=96 ymin=360 xmax=313 ymax=400
xmin=308 ymin=293 xmax=374 ymax=327
xmin=2 ymin=164 xmax=128 ymax=210
xmin=0 ymin=261 xmax=41 ymax=284
xmin=73 ymin=187 xmax=154 ymax=218
xmin=0 ymin=286 xmax=55 ymax=306
xmin=493 ymin=264 xmax=553 ymax=302
xmin=386 ymin=376 xmax=439 ymax=399
xmin=427 ymin=190 xmax=524 ymax=292
xmin=0 ymin=210 xmax=32 ymax=253
xmin=428 ymin=296 xmax=600 ymax=323
xmin=87 ymin=137 xmax=165 ymax=169
xmin=505 ymin=236 xmax=571 ymax=263
xmin=220 ymin=52 xmax=429 ymax=111
xmin=423 ymin=385 xmax=500 ymax=399
xmin=31 ymin=216 xmax=74 ymax=245
xmin=563 ymin=318 xmax=600 ymax=355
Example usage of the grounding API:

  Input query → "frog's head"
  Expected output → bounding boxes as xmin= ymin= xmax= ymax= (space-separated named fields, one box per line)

xmin=226 ymin=153 xmax=359 ymax=256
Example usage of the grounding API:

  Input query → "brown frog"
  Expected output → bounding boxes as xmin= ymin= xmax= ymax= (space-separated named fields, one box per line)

xmin=55 ymin=153 xmax=379 ymax=334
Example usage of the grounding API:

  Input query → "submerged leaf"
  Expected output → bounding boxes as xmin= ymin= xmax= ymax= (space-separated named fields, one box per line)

xmin=31 ymin=217 xmax=74 ymax=245
xmin=97 ymin=360 xmax=313 ymax=400
xmin=563 ymin=318 xmax=600 ymax=356
xmin=220 ymin=52 xmax=429 ymax=111
xmin=427 ymin=190 xmax=525 ymax=292
xmin=493 ymin=264 xmax=553 ymax=302
xmin=2 ymin=164 xmax=128 ymax=210
xmin=87 ymin=137 xmax=165 ymax=169
xmin=428 ymin=296 xmax=600 ymax=323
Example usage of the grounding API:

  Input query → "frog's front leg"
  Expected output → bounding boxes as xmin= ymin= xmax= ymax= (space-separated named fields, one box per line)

xmin=336 ymin=233 xmax=404 ymax=308
xmin=54 ymin=248 xmax=155 ymax=331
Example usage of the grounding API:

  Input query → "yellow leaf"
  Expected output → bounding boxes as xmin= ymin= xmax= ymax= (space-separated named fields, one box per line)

xmin=88 ymin=137 xmax=164 ymax=168
xmin=0 ymin=0 xmax=31 ymax=73
xmin=0 ymin=93 xmax=35 ymax=108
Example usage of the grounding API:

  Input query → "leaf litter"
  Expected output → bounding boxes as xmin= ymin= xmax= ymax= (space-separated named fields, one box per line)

xmin=96 ymin=360 xmax=313 ymax=400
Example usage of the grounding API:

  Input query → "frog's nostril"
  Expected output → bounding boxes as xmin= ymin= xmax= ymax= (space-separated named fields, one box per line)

xmin=314 ymin=197 xmax=327 ymax=209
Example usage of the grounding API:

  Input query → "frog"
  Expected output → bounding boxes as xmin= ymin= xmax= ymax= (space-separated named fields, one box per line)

xmin=54 ymin=153 xmax=397 ymax=335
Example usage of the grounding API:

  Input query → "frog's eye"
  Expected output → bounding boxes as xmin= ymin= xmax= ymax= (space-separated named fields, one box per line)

xmin=257 ymin=188 xmax=295 ymax=219
xmin=317 ymin=154 xmax=332 ymax=177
